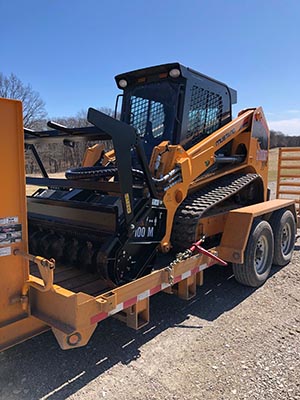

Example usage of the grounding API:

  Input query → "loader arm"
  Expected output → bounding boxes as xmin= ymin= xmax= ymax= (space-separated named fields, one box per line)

xmin=155 ymin=107 xmax=269 ymax=251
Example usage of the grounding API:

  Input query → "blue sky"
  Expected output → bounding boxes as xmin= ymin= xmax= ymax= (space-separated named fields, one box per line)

xmin=1 ymin=0 xmax=300 ymax=134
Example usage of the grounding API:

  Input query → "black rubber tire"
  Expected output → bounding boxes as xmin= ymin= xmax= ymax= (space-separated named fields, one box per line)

xmin=269 ymin=209 xmax=296 ymax=267
xmin=233 ymin=219 xmax=274 ymax=287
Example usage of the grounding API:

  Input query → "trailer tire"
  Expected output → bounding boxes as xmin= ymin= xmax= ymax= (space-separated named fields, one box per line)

xmin=232 ymin=219 xmax=274 ymax=287
xmin=269 ymin=209 xmax=296 ymax=267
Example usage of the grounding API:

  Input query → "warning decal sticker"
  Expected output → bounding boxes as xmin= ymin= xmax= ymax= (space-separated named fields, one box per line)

xmin=0 ymin=247 xmax=11 ymax=257
xmin=0 ymin=216 xmax=19 ymax=225
xmin=0 ymin=224 xmax=22 ymax=246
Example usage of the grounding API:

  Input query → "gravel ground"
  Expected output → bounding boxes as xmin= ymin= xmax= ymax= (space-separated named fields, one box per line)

xmin=0 ymin=193 xmax=299 ymax=399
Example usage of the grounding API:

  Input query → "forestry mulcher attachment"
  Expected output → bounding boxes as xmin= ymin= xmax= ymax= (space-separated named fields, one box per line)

xmin=0 ymin=63 xmax=297 ymax=350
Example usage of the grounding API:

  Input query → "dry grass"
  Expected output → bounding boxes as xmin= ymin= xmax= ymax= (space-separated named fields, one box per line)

xmin=268 ymin=148 xmax=279 ymax=182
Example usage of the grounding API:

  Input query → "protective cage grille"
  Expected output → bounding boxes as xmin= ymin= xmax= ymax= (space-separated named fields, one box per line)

xmin=187 ymin=86 xmax=223 ymax=138
xmin=129 ymin=96 xmax=165 ymax=139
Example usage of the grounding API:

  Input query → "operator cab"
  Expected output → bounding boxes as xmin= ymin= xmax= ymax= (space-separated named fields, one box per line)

xmin=115 ymin=63 xmax=237 ymax=160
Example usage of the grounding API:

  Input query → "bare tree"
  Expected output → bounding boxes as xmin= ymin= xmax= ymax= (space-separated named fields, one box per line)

xmin=51 ymin=107 xmax=117 ymax=128
xmin=0 ymin=72 xmax=47 ymax=128
xmin=270 ymin=130 xmax=300 ymax=148
xmin=25 ymin=107 xmax=118 ymax=174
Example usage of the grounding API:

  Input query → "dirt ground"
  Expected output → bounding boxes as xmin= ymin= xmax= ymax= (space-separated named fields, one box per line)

xmin=1 ymin=187 xmax=300 ymax=399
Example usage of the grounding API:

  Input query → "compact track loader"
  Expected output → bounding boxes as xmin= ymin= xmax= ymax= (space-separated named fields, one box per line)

xmin=0 ymin=63 xmax=297 ymax=350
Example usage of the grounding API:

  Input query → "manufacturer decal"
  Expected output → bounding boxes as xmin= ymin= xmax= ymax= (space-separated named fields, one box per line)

xmin=134 ymin=226 xmax=154 ymax=238
xmin=124 ymin=193 xmax=132 ymax=215
xmin=216 ymin=128 xmax=236 ymax=147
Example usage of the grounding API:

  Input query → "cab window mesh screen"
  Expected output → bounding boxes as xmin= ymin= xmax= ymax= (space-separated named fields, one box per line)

xmin=130 ymin=96 xmax=165 ymax=138
xmin=187 ymin=86 xmax=222 ymax=138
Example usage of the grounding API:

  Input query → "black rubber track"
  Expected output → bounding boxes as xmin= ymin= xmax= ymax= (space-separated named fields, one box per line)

xmin=171 ymin=173 xmax=260 ymax=249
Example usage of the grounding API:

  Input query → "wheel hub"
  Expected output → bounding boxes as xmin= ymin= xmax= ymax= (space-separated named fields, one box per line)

xmin=255 ymin=235 xmax=269 ymax=274
xmin=281 ymin=222 xmax=292 ymax=254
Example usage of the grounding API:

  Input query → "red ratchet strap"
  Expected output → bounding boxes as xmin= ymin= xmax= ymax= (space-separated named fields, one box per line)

xmin=190 ymin=240 xmax=228 ymax=266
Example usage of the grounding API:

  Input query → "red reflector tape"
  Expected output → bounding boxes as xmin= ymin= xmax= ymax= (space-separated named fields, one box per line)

xmin=90 ymin=312 xmax=108 ymax=325
xmin=123 ymin=296 xmax=137 ymax=309
xmin=150 ymin=285 xmax=161 ymax=295
xmin=191 ymin=266 xmax=200 ymax=276
xmin=173 ymin=275 xmax=181 ymax=284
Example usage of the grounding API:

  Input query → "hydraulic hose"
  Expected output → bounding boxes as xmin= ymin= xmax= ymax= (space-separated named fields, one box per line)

xmin=65 ymin=166 xmax=145 ymax=181
xmin=65 ymin=165 xmax=182 ymax=192
xmin=65 ymin=166 xmax=118 ymax=180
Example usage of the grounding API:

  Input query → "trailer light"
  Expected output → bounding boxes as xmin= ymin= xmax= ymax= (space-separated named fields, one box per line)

xmin=118 ymin=79 xmax=128 ymax=88
xmin=67 ymin=332 xmax=82 ymax=346
xmin=169 ymin=68 xmax=181 ymax=78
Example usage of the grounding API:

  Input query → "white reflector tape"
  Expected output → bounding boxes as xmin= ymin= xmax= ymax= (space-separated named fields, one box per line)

xmin=199 ymin=263 xmax=208 ymax=271
xmin=181 ymin=270 xmax=192 ymax=280
xmin=137 ymin=289 xmax=150 ymax=301
xmin=161 ymin=282 xmax=170 ymax=290
xmin=108 ymin=302 xmax=124 ymax=316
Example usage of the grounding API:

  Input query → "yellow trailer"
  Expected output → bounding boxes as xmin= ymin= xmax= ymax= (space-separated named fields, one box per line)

xmin=0 ymin=63 xmax=298 ymax=350
xmin=0 ymin=97 xmax=297 ymax=351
